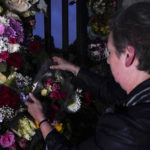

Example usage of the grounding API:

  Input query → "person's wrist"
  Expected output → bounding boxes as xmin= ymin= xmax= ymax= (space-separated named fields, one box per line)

xmin=71 ymin=65 xmax=80 ymax=76
xmin=39 ymin=118 xmax=49 ymax=127
xmin=36 ymin=114 xmax=46 ymax=123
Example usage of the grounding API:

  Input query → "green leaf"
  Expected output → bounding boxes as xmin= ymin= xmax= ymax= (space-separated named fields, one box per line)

xmin=0 ymin=62 xmax=7 ymax=72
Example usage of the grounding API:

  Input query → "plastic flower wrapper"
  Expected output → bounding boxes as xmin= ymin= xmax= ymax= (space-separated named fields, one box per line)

xmin=31 ymin=59 xmax=82 ymax=121
xmin=5 ymin=112 xmax=42 ymax=150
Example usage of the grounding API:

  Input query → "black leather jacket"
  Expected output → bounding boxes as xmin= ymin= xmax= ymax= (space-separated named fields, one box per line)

xmin=45 ymin=68 xmax=150 ymax=150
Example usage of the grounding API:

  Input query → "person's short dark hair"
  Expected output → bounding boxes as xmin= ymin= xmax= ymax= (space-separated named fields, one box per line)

xmin=111 ymin=2 xmax=150 ymax=73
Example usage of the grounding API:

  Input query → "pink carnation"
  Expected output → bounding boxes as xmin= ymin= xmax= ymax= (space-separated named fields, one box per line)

xmin=0 ymin=131 xmax=15 ymax=148
xmin=0 ymin=23 xmax=5 ymax=35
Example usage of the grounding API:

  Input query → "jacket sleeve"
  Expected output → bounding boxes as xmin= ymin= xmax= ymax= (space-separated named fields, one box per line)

xmin=45 ymin=129 xmax=101 ymax=150
xmin=45 ymin=112 xmax=137 ymax=150
xmin=75 ymin=67 xmax=126 ymax=105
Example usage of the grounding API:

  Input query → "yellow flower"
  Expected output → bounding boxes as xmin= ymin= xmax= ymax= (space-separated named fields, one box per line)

xmin=22 ymin=11 xmax=35 ymax=17
xmin=12 ymin=117 xmax=37 ymax=141
xmin=41 ymin=88 xmax=48 ymax=96
xmin=93 ymin=22 xmax=99 ymax=32
xmin=0 ymin=6 xmax=3 ymax=13
xmin=54 ymin=123 xmax=63 ymax=132
xmin=0 ymin=73 xmax=6 ymax=84
xmin=100 ymin=26 xmax=110 ymax=34
xmin=34 ymin=120 xmax=39 ymax=128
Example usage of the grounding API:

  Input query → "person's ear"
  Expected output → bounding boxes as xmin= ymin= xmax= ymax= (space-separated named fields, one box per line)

xmin=125 ymin=46 xmax=135 ymax=67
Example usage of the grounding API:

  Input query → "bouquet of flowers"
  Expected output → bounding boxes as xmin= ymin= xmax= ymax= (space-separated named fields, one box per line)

xmin=32 ymin=60 xmax=82 ymax=121
xmin=0 ymin=15 xmax=24 ymax=79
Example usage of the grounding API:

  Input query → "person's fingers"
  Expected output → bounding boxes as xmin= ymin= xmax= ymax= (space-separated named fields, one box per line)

xmin=24 ymin=100 xmax=29 ymax=106
xmin=50 ymin=65 xmax=62 ymax=70
xmin=52 ymin=56 xmax=61 ymax=63
xmin=29 ymin=93 xmax=38 ymax=103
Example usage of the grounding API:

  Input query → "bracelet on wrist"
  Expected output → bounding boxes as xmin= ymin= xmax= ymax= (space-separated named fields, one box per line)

xmin=39 ymin=119 xmax=49 ymax=127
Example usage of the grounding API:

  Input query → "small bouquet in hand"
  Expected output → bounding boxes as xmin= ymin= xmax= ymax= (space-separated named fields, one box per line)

xmin=32 ymin=60 xmax=82 ymax=122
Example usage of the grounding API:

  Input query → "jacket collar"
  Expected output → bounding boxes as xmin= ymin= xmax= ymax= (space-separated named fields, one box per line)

xmin=125 ymin=78 xmax=150 ymax=107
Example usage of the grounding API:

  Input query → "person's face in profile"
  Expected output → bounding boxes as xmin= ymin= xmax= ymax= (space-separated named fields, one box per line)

xmin=107 ymin=32 xmax=127 ymax=90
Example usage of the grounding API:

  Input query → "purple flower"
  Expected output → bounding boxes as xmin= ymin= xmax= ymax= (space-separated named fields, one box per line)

xmin=4 ymin=26 xmax=16 ymax=39
xmin=9 ymin=18 xmax=24 ymax=43
xmin=0 ymin=23 xmax=5 ymax=35
xmin=20 ymin=92 xmax=29 ymax=102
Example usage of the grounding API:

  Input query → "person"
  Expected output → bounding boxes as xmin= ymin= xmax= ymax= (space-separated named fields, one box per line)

xmin=25 ymin=2 xmax=150 ymax=150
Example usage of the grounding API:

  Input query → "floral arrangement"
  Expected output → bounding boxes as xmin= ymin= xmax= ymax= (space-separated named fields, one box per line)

xmin=87 ymin=0 xmax=117 ymax=62
xmin=0 ymin=15 xmax=24 ymax=80
xmin=87 ymin=0 xmax=117 ymax=39
xmin=88 ymin=0 xmax=117 ymax=16
xmin=88 ymin=37 xmax=109 ymax=62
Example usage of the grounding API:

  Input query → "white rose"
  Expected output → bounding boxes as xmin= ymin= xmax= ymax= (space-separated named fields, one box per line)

xmin=4 ymin=0 xmax=39 ymax=12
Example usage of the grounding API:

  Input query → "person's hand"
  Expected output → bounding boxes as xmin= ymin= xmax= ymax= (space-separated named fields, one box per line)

xmin=25 ymin=93 xmax=46 ymax=123
xmin=50 ymin=56 xmax=80 ymax=76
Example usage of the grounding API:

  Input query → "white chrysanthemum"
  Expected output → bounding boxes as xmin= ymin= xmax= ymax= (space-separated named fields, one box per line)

xmin=8 ymin=43 xmax=20 ymax=53
xmin=0 ymin=16 xmax=9 ymax=26
xmin=0 ymin=39 xmax=8 ymax=53
xmin=67 ymin=93 xmax=81 ymax=113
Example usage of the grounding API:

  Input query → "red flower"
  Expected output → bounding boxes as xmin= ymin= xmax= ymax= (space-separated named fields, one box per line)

xmin=9 ymin=38 xmax=17 ymax=44
xmin=83 ymin=92 xmax=91 ymax=105
xmin=44 ymin=78 xmax=52 ymax=87
xmin=0 ymin=51 xmax=9 ymax=62
xmin=7 ymin=53 xmax=22 ymax=68
xmin=28 ymin=40 xmax=42 ymax=54
xmin=18 ymin=138 xmax=27 ymax=149
xmin=52 ymin=83 xmax=60 ymax=91
xmin=50 ymin=91 xmax=62 ymax=100
xmin=0 ymin=85 xmax=20 ymax=110
xmin=60 ymin=91 xmax=67 ymax=99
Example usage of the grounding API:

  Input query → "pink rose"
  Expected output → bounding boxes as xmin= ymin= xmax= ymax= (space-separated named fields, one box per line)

xmin=0 ymin=24 xmax=5 ymax=35
xmin=0 ymin=131 xmax=15 ymax=148
xmin=52 ymin=83 xmax=60 ymax=91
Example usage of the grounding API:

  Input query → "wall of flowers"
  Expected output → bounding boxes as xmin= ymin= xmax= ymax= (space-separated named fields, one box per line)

xmin=87 ymin=0 xmax=118 ymax=62
xmin=0 ymin=1 xmax=101 ymax=149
